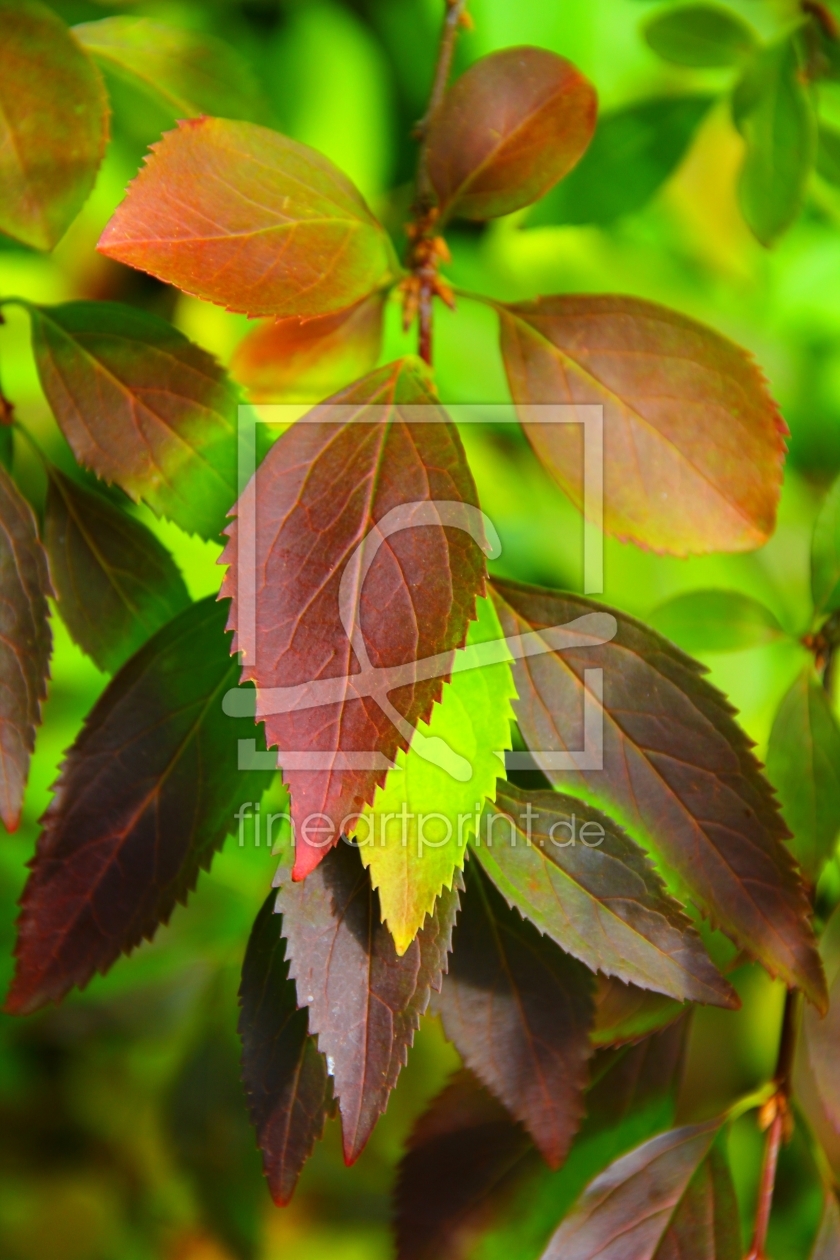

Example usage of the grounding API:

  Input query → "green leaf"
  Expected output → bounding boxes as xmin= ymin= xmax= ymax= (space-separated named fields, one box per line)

xmin=527 ymin=96 xmax=713 ymax=228
xmin=473 ymin=781 xmax=736 ymax=1006
xmin=98 ymin=116 xmax=398 ymax=319
xmin=73 ymin=16 xmax=267 ymax=123
xmin=28 ymin=300 xmax=238 ymax=541
xmin=360 ymin=595 xmax=516 ymax=953
xmin=733 ymin=36 xmax=817 ymax=247
xmin=649 ymin=589 xmax=787 ymax=653
xmin=765 ymin=667 xmax=840 ymax=883
xmin=44 ymin=465 xmax=190 ymax=674
xmin=644 ymin=5 xmax=758 ymax=68
xmin=592 ymin=977 xmax=685 ymax=1048
xmin=813 ymin=472 xmax=840 ymax=615
xmin=0 ymin=0 xmax=108 ymax=250
xmin=817 ymin=125 xmax=840 ymax=188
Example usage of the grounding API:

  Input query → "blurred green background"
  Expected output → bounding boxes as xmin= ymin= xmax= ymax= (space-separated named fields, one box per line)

xmin=1 ymin=0 xmax=839 ymax=1256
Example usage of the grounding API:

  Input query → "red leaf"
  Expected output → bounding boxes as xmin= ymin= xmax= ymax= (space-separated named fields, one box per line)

xmin=231 ymin=293 xmax=385 ymax=403
xmin=492 ymin=579 xmax=826 ymax=1009
xmin=275 ymin=841 xmax=459 ymax=1163
xmin=5 ymin=598 xmax=273 ymax=1014
xmin=221 ymin=359 xmax=487 ymax=881
xmin=499 ymin=295 xmax=787 ymax=555
xmin=98 ymin=116 xmax=397 ymax=318
xmin=433 ymin=859 xmax=594 ymax=1168
xmin=238 ymin=892 xmax=332 ymax=1205
xmin=426 ymin=47 xmax=596 ymax=221
xmin=0 ymin=0 xmax=108 ymax=251
xmin=0 ymin=465 xmax=52 ymax=832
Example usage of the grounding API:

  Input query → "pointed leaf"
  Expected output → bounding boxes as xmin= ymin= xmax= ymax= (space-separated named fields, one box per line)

xmin=527 ymin=95 xmax=713 ymax=228
xmin=649 ymin=590 xmax=786 ymax=654
xmin=231 ymin=293 xmax=385 ymax=404
xmin=73 ymin=16 xmax=266 ymax=122
xmin=592 ymin=976 xmax=684 ymax=1048
xmin=540 ymin=1120 xmax=737 ymax=1260
xmin=426 ymin=47 xmax=597 ymax=222
xmin=587 ymin=1016 xmax=691 ymax=1126
xmin=0 ymin=0 xmax=108 ymax=250
xmin=238 ymin=892 xmax=332 ymax=1205
xmin=98 ymin=116 xmax=396 ymax=318
xmin=812 ymin=472 xmax=840 ymax=615
xmin=766 ymin=667 xmax=840 ymax=884
xmin=0 ymin=465 xmax=52 ymax=832
xmin=5 ymin=597 xmax=273 ymax=1015
xmin=644 ymin=5 xmax=757 ymax=67
xmin=360 ymin=595 xmax=516 ymax=953
xmin=733 ymin=37 xmax=816 ymax=247
xmin=475 ymin=781 xmax=735 ymax=1007
xmin=28 ymin=300 xmax=239 ymax=541
xmin=433 ymin=859 xmax=594 ymax=1167
xmin=44 ymin=465 xmax=190 ymax=674
xmin=811 ymin=1194 xmax=840 ymax=1260
xmin=498 ymin=296 xmax=787 ymax=555
xmin=221 ymin=360 xmax=487 ymax=881
xmin=276 ymin=841 xmax=459 ymax=1163
xmin=492 ymin=579 xmax=826 ymax=1008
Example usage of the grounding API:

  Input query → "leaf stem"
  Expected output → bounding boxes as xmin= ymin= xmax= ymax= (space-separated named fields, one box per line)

xmin=746 ymin=988 xmax=799 ymax=1260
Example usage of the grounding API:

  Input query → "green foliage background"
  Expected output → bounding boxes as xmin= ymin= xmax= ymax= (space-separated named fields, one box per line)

xmin=1 ymin=0 xmax=839 ymax=1256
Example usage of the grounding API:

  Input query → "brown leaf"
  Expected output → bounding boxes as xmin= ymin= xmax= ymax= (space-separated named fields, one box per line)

xmin=0 ymin=465 xmax=52 ymax=832
xmin=492 ymin=579 xmax=826 ymax=1009
xmin=426 ymin=47 xmax=596 ymax=221
xmin=238 ymin=892 xmax=332 ymax=1205
xmin=221 ymin=359 xmax=487 ymax=881
xmin=276 ymin=841 xmax=459 ymax=1164
xmin=433 ymin=859 xmax=594 ymax=1168
xmin=0 ymin=0 xmax=108 ymax=250
xmin=498 ymin=295 xmax=787 ymax=555
xmin=592 ymin=975 xmax=685 ymax=1048
xmin=231 ymin=293 xmax=385 ymax=403
xmin=98 ymin=116 xmax=397 ymax=318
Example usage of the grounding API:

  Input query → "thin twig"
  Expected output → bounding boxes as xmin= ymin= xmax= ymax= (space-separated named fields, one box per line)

xmin=746 ymin=989 xmax=799 ymax=1259
xmin=415 ymin=0 xmax=471 ymax=207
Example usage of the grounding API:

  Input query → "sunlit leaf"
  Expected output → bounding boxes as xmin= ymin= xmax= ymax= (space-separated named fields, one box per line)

xmin=492 ymin=579 xmax=826 ymax=1008
xmin=0 ymin=0 xmax=108 ymax=250
xmin=649 ymin=589 xmax=787 ymax=653
xmin=98 ymin=116 xmax=397 ymax=318
xmin=733 ymin=36 xmax=817 ymax=247
xmin=238 ymin=892 xmax=332 ymax=1206
xmin=44 ymin=465 xmax=190 ymax=674
xmin=360 ymin=596 xmax=515 ymax=953
xmin=28 ymin=300 xmax=239 ymax=541
xmin=426 ymin=47 xmax=596 ymax=222
xmin=0 ymin=464 xmax=51 ymax=832
xmin=498 ymin=295 xmax=787 ymax=555
xmin=276 ymin=841 xmax=459 ymax=1164
xmin=812 ymin=472 xmax=840 ymax=615
xmin=73 ymin=16 xmax=266 ymax=122
xmin=231 ymin=293 xmax=385 ymax=403
xmin=474 ymin=781 xmax=736 ymax=1006
xmin=540 ymin=1120 xmax=738 ymax=1260
xmin=817 ymin=125 xmax=840 ymax=187
xmin=221 ymin=360 xmax=487 ymax=880
xmin=644 ymin=5 xmax=757 ymax=67
xmin=527 ymin=96 xmax=713 ymax=228
xmin=766 ymin=667 xmax=840 ymax=884
xmin=5 ymin=598 xmax=273 ymax=1015
xmin=433 ymin=860 xmax=594 ymax=1167
xmin=592 ymin=976 xmax=684 ymax=1048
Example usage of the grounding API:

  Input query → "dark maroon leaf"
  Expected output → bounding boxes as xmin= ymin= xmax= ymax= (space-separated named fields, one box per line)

xmin=586 ymin=1015 xmax=690 ymax=1127
xmin=221 ymin=359 xmax=486 ymax=880
xmin=276 ymin=841 xmax=459 ymax=1163
xmin=592 ymin=975 xmax=685 ymax=1048
xmin=477 ymin=781 xmax=735 ymax=1007
xmin=0 ymin=464 xmax=52 ymax=832
xmin=44 ymin=464 xmax=190 ymax=674
xmin=6 ymin=597 xmax=273 ymax=1014
xmin=540 ymin=1119 xmax=738 ymax=1259
xmin=433 ymin=859 xmax=594 ymax=1168
xmin=492 ymin=579 xmax=826 ymax=1010
xmin=238 ymin=892 xmax=332 ymax=1205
